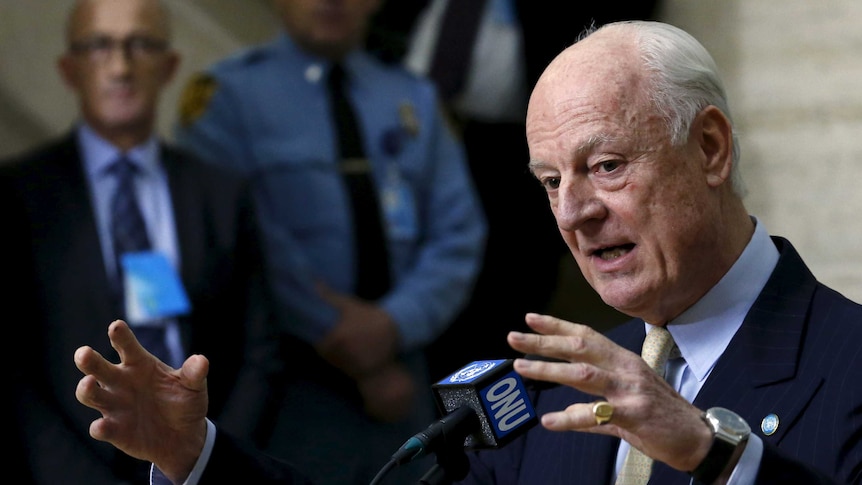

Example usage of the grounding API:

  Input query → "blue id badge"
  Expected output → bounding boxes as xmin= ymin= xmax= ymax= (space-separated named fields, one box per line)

xmin=381 ymin=163 xmax=418 ymax=240
xmin=121 ymin=251 xmax=191 ymax=324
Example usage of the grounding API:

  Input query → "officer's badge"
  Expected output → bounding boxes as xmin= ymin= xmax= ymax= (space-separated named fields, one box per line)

xmin=178 ymin=72 xmax=218 ymax=126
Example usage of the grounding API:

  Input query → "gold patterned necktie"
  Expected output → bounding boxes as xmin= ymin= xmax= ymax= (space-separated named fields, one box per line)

xmin=615 ymin=326 xmax=677 ymax=485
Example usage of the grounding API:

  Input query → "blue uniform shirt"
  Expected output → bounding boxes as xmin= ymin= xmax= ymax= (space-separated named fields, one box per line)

xmin=175 ymin=32 xmax=487 ymax=351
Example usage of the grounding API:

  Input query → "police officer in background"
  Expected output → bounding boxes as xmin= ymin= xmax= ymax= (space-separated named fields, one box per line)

xmin=174 ymin=1 xmax=486 ymax=484
xmin=367 ymin=0 xmax=660 ymax=378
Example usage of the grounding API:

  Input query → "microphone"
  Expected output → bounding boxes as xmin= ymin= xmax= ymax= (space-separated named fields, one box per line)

xmin=392 ymin=359 xmax=539 ymax=465
xmin=391 ymin=405 xmax=479 ymax=465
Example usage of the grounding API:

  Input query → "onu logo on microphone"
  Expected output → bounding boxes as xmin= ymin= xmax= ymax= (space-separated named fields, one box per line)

xmin=480 ymin=369 xmax=536 ymax=439
xmin=446 ymin=360 xmax=500 ymax=383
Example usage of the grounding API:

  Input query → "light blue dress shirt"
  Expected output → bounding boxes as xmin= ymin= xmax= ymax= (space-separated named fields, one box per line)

xmin=77 ymin=123 xmax=184 ymax=368
xmin=174 ymin=32 xmax=487 ymax=352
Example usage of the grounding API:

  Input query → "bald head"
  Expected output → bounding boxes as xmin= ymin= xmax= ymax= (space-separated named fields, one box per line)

xmin=535 ymin=22 xmax=643 ymax=91
xmin=526 ymin=24 xmax=650 ymax=157
xmin=66 ymin=0 xmax=172 ymax=45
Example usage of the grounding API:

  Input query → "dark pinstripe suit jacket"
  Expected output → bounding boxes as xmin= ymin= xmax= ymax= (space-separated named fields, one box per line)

xmin=4 ymin=133 xmax=282 ymax=485
xmin=459 ymin=236 xmax=862 ymax=485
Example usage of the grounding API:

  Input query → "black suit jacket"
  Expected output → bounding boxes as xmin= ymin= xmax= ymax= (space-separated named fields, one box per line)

xmin=188 ymin=237 xmax=862 ymax=483
xmin=4 ymin=133 xmax=283 ymax=484
xmin=459 ymin=237 xmax=862 ymax=484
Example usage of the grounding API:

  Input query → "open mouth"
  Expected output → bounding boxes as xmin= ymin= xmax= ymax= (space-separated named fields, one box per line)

xmin=594 ymin=243 xmax=635 ymax=261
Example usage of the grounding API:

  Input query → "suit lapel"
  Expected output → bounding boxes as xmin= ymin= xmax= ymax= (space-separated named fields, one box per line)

xmin=34 ymin=135 xmax=120 ymax=318
xmin=693 ymin=237 xmax=821 ymax=444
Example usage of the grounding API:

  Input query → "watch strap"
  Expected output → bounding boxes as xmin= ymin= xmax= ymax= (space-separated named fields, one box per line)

xmin=690 ymin=434 xmax=736 ymax=485
xmin=689 ymin=409 xmax=749 ymax=485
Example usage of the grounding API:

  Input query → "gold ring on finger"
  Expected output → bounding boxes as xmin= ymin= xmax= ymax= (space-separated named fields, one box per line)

xmin=592 ymin=401 xmax=613 ymax=425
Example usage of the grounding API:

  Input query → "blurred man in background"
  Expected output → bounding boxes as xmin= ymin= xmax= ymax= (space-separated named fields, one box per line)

xmin=4 ymin=0 xmax=283 ymax=482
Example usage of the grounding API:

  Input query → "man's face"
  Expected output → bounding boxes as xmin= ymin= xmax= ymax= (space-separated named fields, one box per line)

xmin=59 ymin=0 xmax=178 ymax=144
xmin=526 ymin=31 xmax=725 ymax=324
xmin=272 ymin=0 xmax=380 ymax=60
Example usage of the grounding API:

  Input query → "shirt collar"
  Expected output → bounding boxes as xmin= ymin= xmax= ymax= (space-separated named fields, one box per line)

xmin=76 ymin=122 xmax=161 ymax=179
xmin=647 ymin=217 xmax=779 ymax=383
xmin=277 ymin=31 xmax=364 ymax=86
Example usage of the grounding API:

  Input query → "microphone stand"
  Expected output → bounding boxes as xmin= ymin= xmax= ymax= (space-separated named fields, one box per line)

xmin=417 ymin=439 xmax=470 ymax=485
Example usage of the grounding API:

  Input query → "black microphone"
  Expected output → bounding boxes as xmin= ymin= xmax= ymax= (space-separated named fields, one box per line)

xmin=390 ymin=405 xmax=479 ymax=465
xmin=391 ymin=359 xmax=539 ymax=465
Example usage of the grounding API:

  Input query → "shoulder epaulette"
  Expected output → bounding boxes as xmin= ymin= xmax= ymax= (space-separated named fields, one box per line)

xmin=178 ymin=72 xmax=218 ymax=127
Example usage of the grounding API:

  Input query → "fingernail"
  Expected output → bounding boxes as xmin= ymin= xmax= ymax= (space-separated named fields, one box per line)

xmin=509 ymin=331 xmax=526 ymax=342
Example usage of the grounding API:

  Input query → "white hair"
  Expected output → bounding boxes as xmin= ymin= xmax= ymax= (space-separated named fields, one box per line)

xmin=584 ymin=21 xmax=746 ymax=197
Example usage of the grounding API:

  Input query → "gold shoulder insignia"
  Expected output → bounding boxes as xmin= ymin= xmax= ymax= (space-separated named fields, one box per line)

xmin=178 ymin=72 xmax=218 ymax=127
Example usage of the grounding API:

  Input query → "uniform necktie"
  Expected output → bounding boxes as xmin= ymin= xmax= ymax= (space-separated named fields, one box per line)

xmin=615 ymin=326 xmax=678 ymax=485
xmin=109 ymin=156 xmax=170 ymax=363
xmin=327 ymin=64 xmax=391 ymax=300
xmin=428 ymin=0 xmax=489 ymax=101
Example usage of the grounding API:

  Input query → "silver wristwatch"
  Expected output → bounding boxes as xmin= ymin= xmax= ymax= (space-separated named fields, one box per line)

xmin=690 ymin=407 xmax=751 ymax=484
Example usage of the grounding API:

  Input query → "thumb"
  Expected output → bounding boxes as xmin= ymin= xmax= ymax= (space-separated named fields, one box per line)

xmin=179 ymin=354 xmax=209 ymax=392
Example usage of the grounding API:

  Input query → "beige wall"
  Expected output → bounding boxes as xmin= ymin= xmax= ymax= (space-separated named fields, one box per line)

xmin=4 ymin=1 xmax=862 ymax=306
xmin=660 ymin=1 xmax=862 ymax=302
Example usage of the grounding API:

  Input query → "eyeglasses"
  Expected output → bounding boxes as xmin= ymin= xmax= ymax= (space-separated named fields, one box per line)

xmin=69 ymin=35 xmax=169 ymax=63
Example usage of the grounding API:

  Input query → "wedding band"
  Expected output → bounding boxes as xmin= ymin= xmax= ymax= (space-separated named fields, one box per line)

xmin=593 ymin=401 xmax=613 ymax=425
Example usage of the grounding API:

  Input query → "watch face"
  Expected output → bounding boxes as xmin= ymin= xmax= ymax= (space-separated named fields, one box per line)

xmin=711 ymin=407 xmax=751 ymax=435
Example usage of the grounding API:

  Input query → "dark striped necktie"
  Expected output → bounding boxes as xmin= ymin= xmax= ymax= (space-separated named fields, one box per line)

xmin=327 ymin=64 xmax=391 ymax=300
xmin=109 ymin=156 xmax=170 ymax=363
